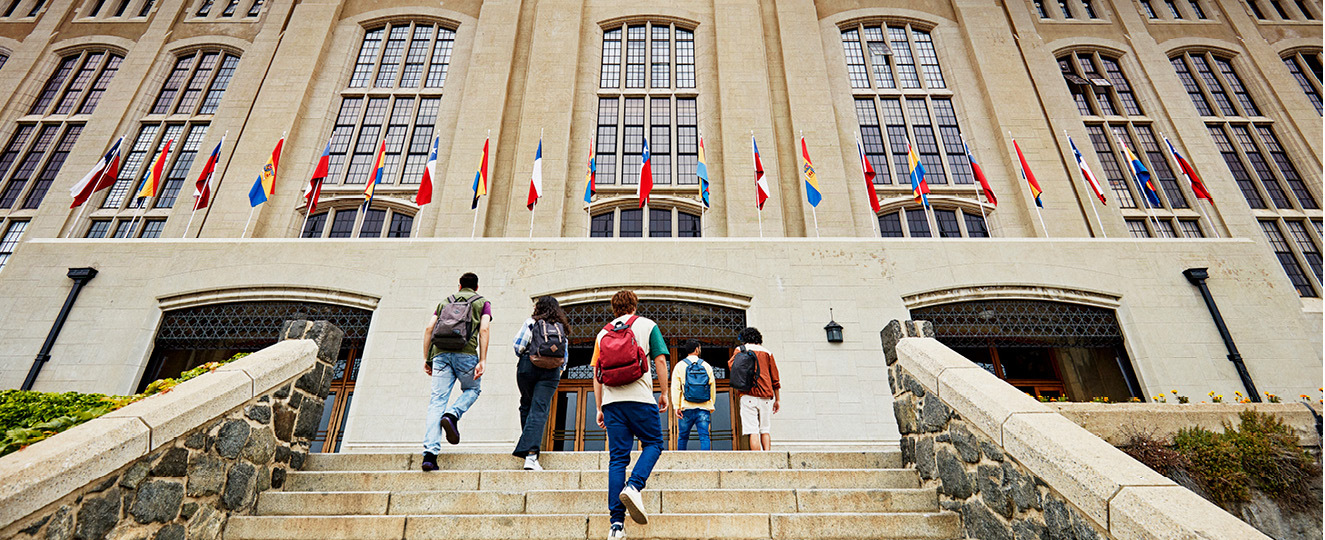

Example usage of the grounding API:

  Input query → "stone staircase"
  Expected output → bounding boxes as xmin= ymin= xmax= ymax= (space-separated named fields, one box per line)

xmin=224 ymin=451 xmax=961 ymax=540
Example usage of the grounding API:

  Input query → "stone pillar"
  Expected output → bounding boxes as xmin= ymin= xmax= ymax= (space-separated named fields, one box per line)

xmin=880 ymin=319 xmax=935 ymax=366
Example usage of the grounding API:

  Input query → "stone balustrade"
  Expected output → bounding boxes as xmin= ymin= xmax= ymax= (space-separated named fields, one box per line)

xmin=881 ymin=320 xmax=1271 ymax=540
xmin=0 ymin=320 xmax=343 ymax=540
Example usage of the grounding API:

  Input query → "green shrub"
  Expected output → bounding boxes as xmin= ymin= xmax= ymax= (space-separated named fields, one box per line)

xmin=1172 ymin=410 xmax=1318 ymax=508
xmin=0 ymin=390 xmax=112 ymax=434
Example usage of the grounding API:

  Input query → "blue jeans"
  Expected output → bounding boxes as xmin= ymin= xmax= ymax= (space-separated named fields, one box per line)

xmin=604 ymin=401 xmax=664 ymax=523
xmin=676 ymin=408 xmax=711 ymax=451
xmin=423 ymin=353 xmax=482 ymax=454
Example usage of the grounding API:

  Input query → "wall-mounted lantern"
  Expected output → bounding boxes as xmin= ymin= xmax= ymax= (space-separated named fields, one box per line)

xmin=824 ymin=309 xmax=844 ymax=343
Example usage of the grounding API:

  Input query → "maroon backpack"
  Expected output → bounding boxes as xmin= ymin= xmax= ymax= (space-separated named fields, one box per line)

xmin=595 ymin=316 xmax=648 ymax=386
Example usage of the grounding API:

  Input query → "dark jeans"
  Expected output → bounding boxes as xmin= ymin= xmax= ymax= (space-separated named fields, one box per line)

xmin=604 ymin=401 xmax=664 ymax=523
xmin=676 ymin=408 xmax=711 ymax=451
xmin=513 ymin=354 xmax=561 ymax=458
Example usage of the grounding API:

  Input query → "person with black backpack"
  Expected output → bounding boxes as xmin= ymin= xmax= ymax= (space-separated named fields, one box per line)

xmin=730 ymin=327 xmax=780 ymax=451
xmin=591 ymin=290 xmax=670 ymax=539
xmin=510 ymin=296 xmax=570 ymax=471
xmin=668 ymin=339 xmax=715 ymax=451
xmin=420 ymin=272 xmax=492 ymax=472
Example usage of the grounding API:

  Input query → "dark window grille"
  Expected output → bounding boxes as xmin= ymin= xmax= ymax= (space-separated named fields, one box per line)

xmin=911 ymin=299 xmax=1125 ymax=349
xmin=155 ymin=301 xmax=371 ymax=350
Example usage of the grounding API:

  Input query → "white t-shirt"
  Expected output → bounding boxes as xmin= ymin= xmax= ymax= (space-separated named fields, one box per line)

xmin=592 ymin=314 xmax=666 ymax=406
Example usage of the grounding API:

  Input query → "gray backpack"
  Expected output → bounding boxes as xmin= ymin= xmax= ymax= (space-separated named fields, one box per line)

xmin=431 ymin=293 xmax=484 ymax=351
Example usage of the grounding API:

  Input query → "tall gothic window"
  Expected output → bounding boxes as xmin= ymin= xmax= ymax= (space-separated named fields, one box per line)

xmin=323 ymin=21 xmax=452 ymax=197
xmin=0 ymin=50 xmax=122 ymax=211
xmin=1060 ymin=51 xmax=1204 ymax=237
xmin=1174 ymin=51 xmax=1321 ymax=294
xmin=844 ymin=22 xmax=979 ymax=218
xmin=1282 ymin=51 xmax=1322 ymax=115
xmin=98 ymin=49 xmax=238 ymax=232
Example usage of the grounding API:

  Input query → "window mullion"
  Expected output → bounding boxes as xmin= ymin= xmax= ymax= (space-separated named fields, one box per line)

xmin=51 ymin=52 xmax=88 ymax=116
xmin=905 ymin=25 xmax=924 ymax=92
xmin=1246 ymin=122 xmax=1299 ymax=210
xmin=1222 ymin=123 xmax=1277 ymax=210
xmin=1185 ymin=55 xmax=1221 ymax=119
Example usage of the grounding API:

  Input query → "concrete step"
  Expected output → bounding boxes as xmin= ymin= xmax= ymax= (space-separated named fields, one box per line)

xmin=224 ymin=512 xmax=961 ymax=540
xmin=256 ymin=487 xmax=939 ymax=515
xmin=301 ymin=451 xmax=902 ymax=472
xmin=282 ymin=468 xmax=919 ymax=492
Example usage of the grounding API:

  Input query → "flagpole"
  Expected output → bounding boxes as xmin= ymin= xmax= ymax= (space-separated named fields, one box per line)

xmin=960 ymin=134 xmax=993 ymax=238
xmin=1162 ymin=132 xmax=1220 ymax=238
xmin=752 ymin=131 xmax=763 ymax=238
xmin=1064 ymin=131 xmax=1106 ymax=239
xmin=1120 ymin=135 xmax=1164 ymax=234
xmin=243 ymin=206 xmax=255 ymax=238
xmin=855 ymin=134 xmax=881 ymax=238
xmin=69 ymin=200 xmax=89 ymax=239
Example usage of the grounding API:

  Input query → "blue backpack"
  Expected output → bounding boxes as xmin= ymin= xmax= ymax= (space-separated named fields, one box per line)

xmin=683 ymin=358 xmax=711 ymax=403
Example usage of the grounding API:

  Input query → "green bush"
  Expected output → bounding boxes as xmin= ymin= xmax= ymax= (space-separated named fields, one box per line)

xmin=1172 ymin=410 xmax=1317 ymax=508
xmin=0 ymin=352 xmax=251 ymax=458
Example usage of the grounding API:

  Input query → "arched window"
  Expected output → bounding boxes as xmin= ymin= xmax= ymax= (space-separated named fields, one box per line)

xmin=594 ymin=21 xmax=701 ymax=204
xmin=0 ymin=52 xmax=7 ymax=71
xmin=95 ymin=49 xmax=239 ymax=238
xmin=1283 ymin=50 xmax=1322 ymax=114
xmin=1173 ymin=50 xmax=1321 ymax=296
xmin=843 ymin=22 xmax=980 ymax=212
xmin=314 ymin=20 xmax=454 ymax=217
xmin=590 ymin=206 xmax=701 ymax=237
xmin=301 ymin=205 xmax=415 ymax=238
xmin=0 ymin=49 xmax=121 ymax=211
xmin=1059 ymin=51 xmax=1204 ymax=238
xmin=876 ymin=205 xmax=987 ymax=238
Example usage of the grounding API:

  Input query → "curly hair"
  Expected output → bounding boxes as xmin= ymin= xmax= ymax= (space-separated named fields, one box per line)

xmin=737 ymin=327 xmax=763 ymax=345
xmin=531 ymin=296 xmax=570 ymax=332
xmin=610 ymin=290 xmax=638 ymax=317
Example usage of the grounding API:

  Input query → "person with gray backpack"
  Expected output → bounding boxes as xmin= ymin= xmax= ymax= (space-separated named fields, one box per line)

xmin=511 ymin=295 xmax=570 ymax=470
xmin=668 ymin=339 xmax=715 ymax=450
xmin=420 ymin=272 xmax=492 ymax=472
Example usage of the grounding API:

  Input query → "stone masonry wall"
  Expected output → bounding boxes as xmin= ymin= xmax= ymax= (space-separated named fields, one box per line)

xmin=883 ymin=320 xmax=1114 ymax=540
xmin=0 ymin=320 xmax=343 ymax=540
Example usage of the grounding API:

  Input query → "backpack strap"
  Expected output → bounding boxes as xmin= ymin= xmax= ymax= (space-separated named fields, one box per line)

xmin=624 ymin=315 xmax=639 ymax=327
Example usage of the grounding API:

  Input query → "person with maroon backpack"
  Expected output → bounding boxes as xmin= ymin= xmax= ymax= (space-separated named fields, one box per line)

xmin=420 ymin=272 xmax=492 ymax=472
xmin=591 ymin=290 xmax=670 ymax=539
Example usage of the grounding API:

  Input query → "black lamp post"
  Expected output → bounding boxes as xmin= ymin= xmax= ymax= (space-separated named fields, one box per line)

xmin=824 ymin=309 xmax=844 ymax=343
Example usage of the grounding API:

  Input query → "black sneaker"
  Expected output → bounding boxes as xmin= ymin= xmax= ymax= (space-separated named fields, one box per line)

xmin=421 ymin=452 xmax=438 ymax=472
xmin=440 ymin=413 xmax=461 ymax=445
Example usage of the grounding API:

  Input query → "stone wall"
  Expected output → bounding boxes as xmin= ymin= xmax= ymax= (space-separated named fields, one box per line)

xmin=882 ymin=320 xmax=1271 ymax=540
xmin=0 ymin=320 xmax=343 ymax=540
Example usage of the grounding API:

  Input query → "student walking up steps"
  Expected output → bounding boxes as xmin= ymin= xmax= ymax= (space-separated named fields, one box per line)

xmin=420 ymin=272 xmax=492 ymax=471
xmin=669 ymin=339 xmax=715 ymax=450
xmin=592 ymin=290 xmax=670 ymax=539
xmin=511 ymin=296 xmax=570 ymax=471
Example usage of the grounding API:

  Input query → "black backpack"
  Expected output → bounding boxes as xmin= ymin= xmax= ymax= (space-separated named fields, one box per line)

xmin=431 ymin=293 xmax=484 ymax=351
xmin=729 ymin=345 xmax=760 ymax=392
xmin=527 ymin=320 xmax=568 ymax=369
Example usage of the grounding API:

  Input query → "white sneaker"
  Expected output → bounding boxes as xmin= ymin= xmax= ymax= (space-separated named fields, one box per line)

xmin=618 ymin=485 xmax=648 ymax=524
xmin=607 ymin=522 xmax=626 ymax=539
xmin=524 ymin=454 xmax=543 ymax=471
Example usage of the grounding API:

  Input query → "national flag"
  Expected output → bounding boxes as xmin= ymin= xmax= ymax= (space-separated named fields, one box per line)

xmin=583 ymin=137 xmax=596 ymax=207
xmin=1119 ymin=137 xmax=1161 ymax=207
xmin=70 ymin=137 xmax=122 ymax=208
xmin=1067 ymin=136 xmax=1106 ymax=205
xmin=526 ymin=138 xmax=543 ymax=210
xmin=192 ymin=137 xmax=224 ymax=211
xmin=472 ymin=137 xmax=489 ymax=210
xmin=963 ymin=140 xmax=997 ymax=207
xmin=362 ymin=138 xmax=385 ymax=209
xmin=303 ymin=139 xmax=330 ymax=214
xmin=1012 ymin=138 xmax=1043 ymax=208
xmin=856 ymin=138 xmax=880 ymax=213
xmin=697 ymin=135 xmax=710 ymax=209
xmin=417 ymin=136 xmax=437 ymax=206
xmin=753 ymin=136 xmax=770 ymax=210
xmin=800 ymin=136 xmax=822 ymax=208
xmin=907 ymin=142 xmax=929 ymax=207
xmin=638 ymin=136 xmax=653 ymax=208
xmin=136 ymin=139 xmax=174 ymax=200
xmin=1165 ymin=136 xmax=1211 ymax=200
xmin=248 ymin=137 xmax=284 ymax=207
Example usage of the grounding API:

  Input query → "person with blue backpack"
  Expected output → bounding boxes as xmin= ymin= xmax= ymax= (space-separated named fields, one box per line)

xmin=668 ymin=339 xmax=715 ymax=450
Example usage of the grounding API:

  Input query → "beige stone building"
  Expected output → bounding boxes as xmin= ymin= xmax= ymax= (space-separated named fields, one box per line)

xmin=0 ymin=0 xmax=1319 ymax=453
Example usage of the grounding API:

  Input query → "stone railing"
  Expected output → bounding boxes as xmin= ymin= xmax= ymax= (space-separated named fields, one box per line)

xmin=0 ymin=320 xmax=343 ymax=540
xmin=1047 ymin=402 xmax=1321 ymax=447
xmin=881 ymin=320 xmax=1270 ymax=540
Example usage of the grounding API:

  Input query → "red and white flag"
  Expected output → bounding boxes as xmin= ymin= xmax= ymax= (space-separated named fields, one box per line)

xmin=856 ymin=137 xmax=881 ymax=214
xmin=1165 ymin=136 xmax=1211 ymax=200
xmin=417 ymin=136 xmax=438 ymax=206
xmin=303 ymin=139 xmax=330 ymax=214
xmin=526 ymin=138 xmax=543 ymax=210
xmin=637 ymin=137 xmax=652 ymax=207
xmin=70 ymin=137 xmax=123 ymax=208
xmin=192 ymin=136 xmax=224 ymax=211
xmin=1067 ymin=135 xmax=1106 ymax=205
xmin=753 ymin=136 xmax=770 ymax=210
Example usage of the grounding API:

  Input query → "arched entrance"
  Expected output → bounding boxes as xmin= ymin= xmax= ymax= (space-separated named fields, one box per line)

xmin=147 ymin=300 xmax=372 ymax=452
xmin=910 ymin=299 xmax=1142 ymax=401
xmin=547 ymin=300 xmax=748 ymax=451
